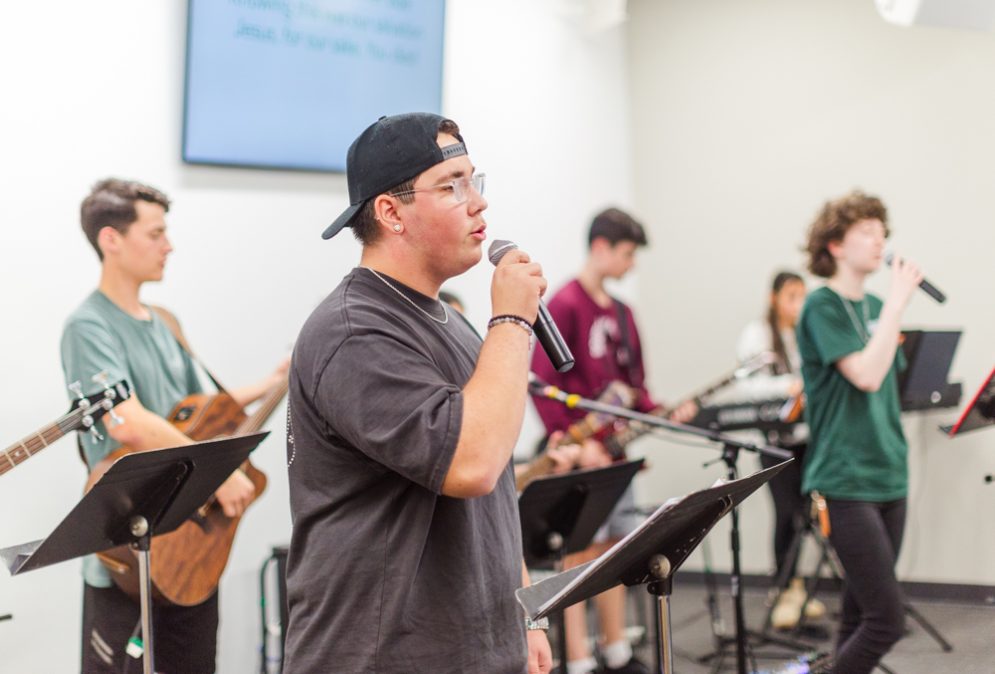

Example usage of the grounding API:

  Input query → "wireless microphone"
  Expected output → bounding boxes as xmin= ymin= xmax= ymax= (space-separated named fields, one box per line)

xmin=884 ymin=253 xmax=946 ymax=304
xmin=488 ymin=240 xmax=575 ymax=372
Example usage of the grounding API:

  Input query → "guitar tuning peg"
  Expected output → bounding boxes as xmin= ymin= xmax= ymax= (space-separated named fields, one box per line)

xmin=69 ymin=381 xmax=84 ymax=400
xmin=108 ymin=407 xmax=124 ymax=427
xmin=81 ymin=415 xmax=104 ymax=443
xmin=91 ymin=371 xmax=110 ymax=389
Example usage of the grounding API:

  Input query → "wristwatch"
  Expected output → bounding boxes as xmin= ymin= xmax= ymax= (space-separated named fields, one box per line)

xmin=524 ymin=616 xmax=550 ymax=632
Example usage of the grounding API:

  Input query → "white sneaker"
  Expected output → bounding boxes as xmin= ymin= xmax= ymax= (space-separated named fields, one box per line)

xmin=803 ymin=595 xmax=826 ymax=620
xmin=771 ymin=578 xmax=806 ymax=630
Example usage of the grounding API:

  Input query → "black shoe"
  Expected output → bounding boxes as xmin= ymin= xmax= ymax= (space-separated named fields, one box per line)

xmin=603 ymin=656 xmax=650 ymax=674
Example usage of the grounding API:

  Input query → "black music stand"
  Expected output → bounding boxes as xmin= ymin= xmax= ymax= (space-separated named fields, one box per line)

xmin=942 ymin=366 xmax=995 ymax=437
xmin=517 ymin=463 xmax=788 ymax=674
xmin=519 ymin=459 xmax=644 ymax=671
xmin=899 ymin=330 xmax=962 ymax=411
xmin=530 ymin=379 xmax=793 ymax=674
xmin=0 ymin=432 xmax=268 ymax=674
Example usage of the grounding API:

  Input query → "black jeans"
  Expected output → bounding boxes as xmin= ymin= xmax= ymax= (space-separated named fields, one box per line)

xmin=826 ymin=498 xmax=907 ymax=674
xmin=81 ymin=583 xmax=218 ymax=674
xmin=760 ymin=444 xmax=807 ymax=583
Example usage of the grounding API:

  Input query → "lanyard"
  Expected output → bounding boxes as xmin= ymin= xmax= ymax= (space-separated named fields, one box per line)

xmin=841 ymin=295 xmax=871 ymax=343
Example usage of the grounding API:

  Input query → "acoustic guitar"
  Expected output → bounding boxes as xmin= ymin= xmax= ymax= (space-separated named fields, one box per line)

xmin=88 ymin=378 xmax=288 ymax=606
xmin=0 ymin=375 xmax=130 ymax=478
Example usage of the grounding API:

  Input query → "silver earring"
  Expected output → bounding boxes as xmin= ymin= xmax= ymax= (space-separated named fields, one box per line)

xmin=393 ymin=224 xmax=402 ymax=232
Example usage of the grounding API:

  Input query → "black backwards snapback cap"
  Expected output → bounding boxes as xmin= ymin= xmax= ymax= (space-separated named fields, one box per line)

xmin=322 ymin=112 xmax=467 ymax=240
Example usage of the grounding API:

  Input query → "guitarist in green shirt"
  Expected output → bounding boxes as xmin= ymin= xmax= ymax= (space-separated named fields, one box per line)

xmin=63 ymin=178 xmax=287 ymax=674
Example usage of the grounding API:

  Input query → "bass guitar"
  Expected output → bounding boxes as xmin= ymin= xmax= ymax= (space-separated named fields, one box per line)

xmin=0 ymin=374 xmax=130 ymax=478
xmin=89 ymin=378 xmax=288 ymax=606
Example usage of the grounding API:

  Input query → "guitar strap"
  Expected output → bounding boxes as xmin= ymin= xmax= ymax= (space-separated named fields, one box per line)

xmin=76 ymin=306 xmax=228 ymax=467
xmin=613 ymin=298 xmax=642 ymax=388
xmin=149 ymin=305 xmax=228 ymax=393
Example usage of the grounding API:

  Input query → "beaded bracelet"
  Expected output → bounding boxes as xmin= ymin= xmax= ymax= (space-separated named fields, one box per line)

xmin=487 ymin=314 xmax=534 ymax=337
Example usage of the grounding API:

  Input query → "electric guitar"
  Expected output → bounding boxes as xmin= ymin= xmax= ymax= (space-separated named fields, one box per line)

xmin=600 ymin=352 xmax=775 ymax=459
xmin=519 ymin=352 xmax=773 ymax=489
xmin=516 ymin=381 xmax=636 ymax=491
xmin=89 ymin=378 xmax=288 ymax=606
xmin=0 ymin=375 xmax=130 ymax=478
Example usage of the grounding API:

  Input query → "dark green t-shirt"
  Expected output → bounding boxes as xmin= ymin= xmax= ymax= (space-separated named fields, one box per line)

xmin=797 ymin=286 xmax=907 ymax=501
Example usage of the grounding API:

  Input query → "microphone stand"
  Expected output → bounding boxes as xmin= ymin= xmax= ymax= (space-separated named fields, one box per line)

xmin=530 ymin=381 xmax=792 ymax=674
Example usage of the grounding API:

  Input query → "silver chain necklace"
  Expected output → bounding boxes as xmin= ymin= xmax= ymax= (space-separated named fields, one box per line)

xmin=361 ymin=267 xmax=449 ymax=325
xmin=840 ymin=293 xmax=871 ymax=343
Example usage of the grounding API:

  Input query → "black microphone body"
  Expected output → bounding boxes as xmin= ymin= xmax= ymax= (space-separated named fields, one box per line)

xmin=916 ymin=277 xmax=947 ymax=304
xmin=885 ymin=253 xmax=946 ymax=303
xmin=488 ymin=239 xmax=575 ymax=373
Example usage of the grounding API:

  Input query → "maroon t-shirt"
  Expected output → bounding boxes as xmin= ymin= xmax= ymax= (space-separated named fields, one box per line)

xmin=530 ymin=279 xmax=656 ymax=434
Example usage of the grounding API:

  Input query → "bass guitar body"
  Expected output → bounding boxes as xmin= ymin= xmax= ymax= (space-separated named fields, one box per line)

xmin=89 ymin=391 xmax=268 ymax=607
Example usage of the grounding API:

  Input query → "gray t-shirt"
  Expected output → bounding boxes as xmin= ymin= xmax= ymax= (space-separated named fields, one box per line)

xmin=284 ymin=268 xmax=526 ymax=674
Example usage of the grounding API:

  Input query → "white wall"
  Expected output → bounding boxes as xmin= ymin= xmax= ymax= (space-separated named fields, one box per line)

xmin=0 ymin=2 xmax=631 ymax=672
xmin=626 ymin=0 xmax=995 ymax=584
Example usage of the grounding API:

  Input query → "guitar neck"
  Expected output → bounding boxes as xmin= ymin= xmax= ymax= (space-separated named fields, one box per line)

xmin=605 ymin=371 xmax=744 ymax=454
xmin=515 ymin=453 xmax=557 ymax=492
xmin=235 ymin=379 xmax=289 ymax=435
xmin=0 ymin=414 xmax=78 ymax=476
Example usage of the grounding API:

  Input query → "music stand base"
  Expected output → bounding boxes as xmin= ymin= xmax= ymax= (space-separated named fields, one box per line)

xmin=697 ymin=446 xmax=811 ymax=674
xmin=904 ymin=603 xmax=954 ymax=653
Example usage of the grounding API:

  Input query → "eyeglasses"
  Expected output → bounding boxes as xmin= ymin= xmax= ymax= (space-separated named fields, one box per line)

xmin=390 ymin=173 xmax=486 ymax=204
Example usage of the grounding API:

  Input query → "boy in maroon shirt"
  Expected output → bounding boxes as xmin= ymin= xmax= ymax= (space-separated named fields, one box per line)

xmin=530 ymin=208 xmax=694 ymax=674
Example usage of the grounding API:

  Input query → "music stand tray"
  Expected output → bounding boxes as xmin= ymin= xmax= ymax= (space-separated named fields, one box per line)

xmin=942 ymin=366 xmax=995 ymax=437
xmin=899 ymin=329 xmax=962 ymax=411
xmin=1 ymin=431 xmax=269 ymax=674
xmin=519 ymin=459 xmax=644 ymax=567
xmin=516 ymin=462 xmax=787 ymax=674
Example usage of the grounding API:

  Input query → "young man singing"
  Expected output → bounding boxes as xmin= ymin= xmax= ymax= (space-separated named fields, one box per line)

xmin=284 ymin=113 xmax=553 ymax=674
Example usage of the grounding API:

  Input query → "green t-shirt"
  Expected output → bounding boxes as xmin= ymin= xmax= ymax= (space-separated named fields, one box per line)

xmin=797 ymin=286 xmax=907 ymax=501
xmin=61 ymin=290 xmax=202 ymax=587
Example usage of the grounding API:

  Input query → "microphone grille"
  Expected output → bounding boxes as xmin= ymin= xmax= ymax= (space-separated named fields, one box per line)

xmin=488 ymin=239 xmax=518 ymax=266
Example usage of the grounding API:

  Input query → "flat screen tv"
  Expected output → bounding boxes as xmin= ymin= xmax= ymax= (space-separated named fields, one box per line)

xmin=183 ymin=0 xmax=445 ymax=172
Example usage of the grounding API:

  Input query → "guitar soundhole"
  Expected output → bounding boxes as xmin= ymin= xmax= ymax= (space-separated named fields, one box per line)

xmin=173 ymin=406 xmax=195 ymax=422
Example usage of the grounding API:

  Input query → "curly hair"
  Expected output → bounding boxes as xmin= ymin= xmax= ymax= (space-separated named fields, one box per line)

xmin=81 ymin=178 xmax=170 ymax=260
xmin=805 ymin=190 xmax=889 ymax=278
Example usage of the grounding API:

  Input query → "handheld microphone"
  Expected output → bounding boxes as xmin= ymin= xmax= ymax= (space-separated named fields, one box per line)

xmin=488 ymin=240 xmax=575 ymax=372
xmin=885 ymin=252 xmax=946 ymax=304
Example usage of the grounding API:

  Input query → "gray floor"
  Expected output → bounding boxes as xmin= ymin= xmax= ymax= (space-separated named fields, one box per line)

xmin=563 ymin=580 xmax=995 ymax=673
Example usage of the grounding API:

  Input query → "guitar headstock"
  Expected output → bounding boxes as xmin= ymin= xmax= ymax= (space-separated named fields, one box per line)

xmin=66 ymin=374 xmax=132 ymax=442
xmin=587 ymin=381 xmax=638 ymax=431
xmin=734 ymin=351 xmax=776 ymax=380
xmin=599 ymin=381 xmax=638 ymax=408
